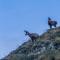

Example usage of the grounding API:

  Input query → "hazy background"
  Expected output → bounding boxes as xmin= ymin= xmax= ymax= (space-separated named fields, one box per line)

xmin=0 ymin=0 xmax=60 ymax=59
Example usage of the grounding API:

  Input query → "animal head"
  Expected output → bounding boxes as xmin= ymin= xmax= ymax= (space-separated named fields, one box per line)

xmin=48 ymin=17 xmax=52 ymax=24
xmin=48 ymin=17 xmax=51 ymax=20
xmin=24 ymin=30 xmax=29 ymax=35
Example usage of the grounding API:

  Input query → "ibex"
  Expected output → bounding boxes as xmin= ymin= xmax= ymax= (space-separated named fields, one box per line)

xmin=24 ymin=30 xmax=39 ymax=42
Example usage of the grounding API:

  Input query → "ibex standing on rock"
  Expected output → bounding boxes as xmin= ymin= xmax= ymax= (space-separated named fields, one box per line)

xmin=24 ymin=30 xmax=39 ymax=42
xmin=48 ymin=17 xmax=57 ymax=29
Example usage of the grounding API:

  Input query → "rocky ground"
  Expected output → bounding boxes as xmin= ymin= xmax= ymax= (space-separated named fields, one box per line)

xmin=1 ymin=27 xmax=60 ymax=60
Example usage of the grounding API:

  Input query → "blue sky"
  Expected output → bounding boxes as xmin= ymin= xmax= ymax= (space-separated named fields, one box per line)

xmin=0 ymin=0 xmax=60 ymax=59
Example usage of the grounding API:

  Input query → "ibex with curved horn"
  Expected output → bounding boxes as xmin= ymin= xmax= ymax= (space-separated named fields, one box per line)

xmin=24 ymin=30 xmax=39 ymax=42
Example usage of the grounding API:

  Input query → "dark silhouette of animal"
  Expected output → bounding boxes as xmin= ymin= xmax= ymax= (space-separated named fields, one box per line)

xmin=24 ymin=30 xmax=39 ymax=42
xmin=48 ymin=17 xmax=57 ymax=29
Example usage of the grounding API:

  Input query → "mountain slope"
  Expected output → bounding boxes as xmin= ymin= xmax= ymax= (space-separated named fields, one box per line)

xmin=1 ymin=27 xmax=60 ymax=60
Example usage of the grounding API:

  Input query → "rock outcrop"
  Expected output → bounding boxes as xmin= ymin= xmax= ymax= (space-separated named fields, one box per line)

xmin=1 ymin=27 xmax=60 ymax=60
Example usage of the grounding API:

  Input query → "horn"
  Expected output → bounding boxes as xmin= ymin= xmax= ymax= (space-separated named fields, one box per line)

xmin=24 ymin=30 xmax=28 ymax=33
xmin=24 ymin=30 xmax=29 ymax=35
xmin=24 ymin=30 xmax=29 ymax=34
xmin=48 ymin=17 xmax=51 ymax=20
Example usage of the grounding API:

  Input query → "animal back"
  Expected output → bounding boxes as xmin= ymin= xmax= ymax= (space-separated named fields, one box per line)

xmin=30 ymin=33 xmax=39 ymax=38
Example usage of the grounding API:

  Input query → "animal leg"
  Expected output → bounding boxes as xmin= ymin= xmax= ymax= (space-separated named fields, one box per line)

xmin=31 ymin=39 xmax=34 ymax=42
xmin=31 ymin=39 xmax=36 ymax=42
xmin=50 ymin=25 xmax=52 ymax=29
xmin=54 ymin=24 xmax=56 ymax=28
